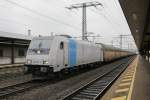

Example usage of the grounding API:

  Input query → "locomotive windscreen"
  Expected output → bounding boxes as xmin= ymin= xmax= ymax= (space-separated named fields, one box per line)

xmin=27 ymin=38 xmax=52 ymax=55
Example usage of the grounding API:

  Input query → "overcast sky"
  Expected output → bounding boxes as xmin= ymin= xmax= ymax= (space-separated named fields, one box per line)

xmin=0 ymin=0 xmax=136 ymax=49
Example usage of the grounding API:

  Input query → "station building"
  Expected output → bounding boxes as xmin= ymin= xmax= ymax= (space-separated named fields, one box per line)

xmin=0 ymin=31 xmax=32 ymax=64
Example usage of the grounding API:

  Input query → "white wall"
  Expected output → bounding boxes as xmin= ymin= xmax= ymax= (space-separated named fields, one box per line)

xmin=0 ymin=57 xmax=11 ymax=64
xmin=14 ymin=57 xmax=25 ymax=63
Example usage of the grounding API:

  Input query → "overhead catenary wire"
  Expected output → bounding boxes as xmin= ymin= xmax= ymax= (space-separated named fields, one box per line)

xmin=97 ymin=7 xmax=122 ymax=26
xmin=90 ymin=8 xmax=119 ymax=33
xmin=90 ymin=0 xmax=127 ymax=33
xmin=3 ymin=0 xmax=81 ymax=31
xmin=0 ymin=17 xmax=29 ymax=27
xmin=113 ymin=0 xmax=126 ymax=21
xmin=0 ymin=4 xmax=30 ymax=28
xmin=106 ymin=0 xmax=132 ymax=35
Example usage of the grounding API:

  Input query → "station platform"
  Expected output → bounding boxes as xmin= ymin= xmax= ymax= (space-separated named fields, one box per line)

xmin=0 ymin=63 xmax=23 ymax=69
xmin=101 ymin=55 xmax=150 ymax=100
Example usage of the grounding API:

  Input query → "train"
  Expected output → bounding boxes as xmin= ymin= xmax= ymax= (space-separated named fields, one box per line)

xmin=24 ymin=35 xmax=133 ymax=79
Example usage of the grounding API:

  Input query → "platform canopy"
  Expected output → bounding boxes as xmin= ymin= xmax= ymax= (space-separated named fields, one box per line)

xmin=119 ymin=0 xmax=150 ymax=55
xmin=0 ymin=31 xmax=32 ymax=45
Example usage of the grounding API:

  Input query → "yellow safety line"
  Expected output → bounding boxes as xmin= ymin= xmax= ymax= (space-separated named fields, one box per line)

xmin=119 ymin=82 xmax=131 ymax=87
xmin=125 ymin=74 xmax=133 ymax=77
xmin=123 ymin=76 xmax=133 ymax=79
xmin=126 ymin=71 xmax=134 ymax=73
xmin=125 ymin=74 xmax=133 ymax=76
xmin=115 ymin=88 xmax=129 ymax=93
xmin=111 ymin=96 xmax=127 ymax=100
xmin=127 ymin=57 xmax=138 ymax=100
xmin=122 ymin=78 xmax=132 ymax=82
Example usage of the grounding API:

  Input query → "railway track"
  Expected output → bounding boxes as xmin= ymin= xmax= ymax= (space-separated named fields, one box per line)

xmin=0 ymin=80 xmax=48 ymax=99
xmin=63 ymin=56 xmax=135 ymax=100
xmin=0 ymin=56 xmax=135 ymax=99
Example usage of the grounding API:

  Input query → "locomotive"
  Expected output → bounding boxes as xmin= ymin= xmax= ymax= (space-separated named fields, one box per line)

xmin=24 ymin=36 xmax=132 ymax=78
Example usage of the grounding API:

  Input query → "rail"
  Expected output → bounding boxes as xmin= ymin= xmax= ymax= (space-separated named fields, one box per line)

xmin=63 ymin=56 xmax=135 ymax=100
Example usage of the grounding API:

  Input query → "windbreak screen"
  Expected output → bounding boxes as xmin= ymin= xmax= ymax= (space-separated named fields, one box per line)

xmin=27 ymin=39 xmax=52 ymax=55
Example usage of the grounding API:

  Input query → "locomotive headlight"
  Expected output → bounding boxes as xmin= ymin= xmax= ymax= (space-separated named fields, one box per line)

xmin=26 ymin=59 xmax=32 ymax=64
xmin=24 ymin=66 xmax=28 ymax=72
xmin=40 ymin=67 xmax=47 ymax=72
xmin=37 ymin=50 xmax=41 ymax=54
xmin=43 ymin=60 xmax=48 ymax=64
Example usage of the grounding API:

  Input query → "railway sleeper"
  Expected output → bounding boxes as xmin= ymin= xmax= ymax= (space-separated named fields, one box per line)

xmin=80 ymin=91 xmax=99 ymax=96
xmin=86 ymin=86 xmax=104 ymax=90
xmin=85 ymin=88 xmax=102 ymax=92
xmin=73 ymin=94 xmax=94 ymax=99
xmin=82 ymin=90 xmax=100 ymax=94
xmin=92 ymin=82 xmax=109 ymax=86
xmin=71 ymin=96 xmax=91 ymax=100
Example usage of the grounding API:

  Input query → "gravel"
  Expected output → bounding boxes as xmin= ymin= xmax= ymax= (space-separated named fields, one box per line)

xmin=0 ymin=74 xmax=32 ymax=88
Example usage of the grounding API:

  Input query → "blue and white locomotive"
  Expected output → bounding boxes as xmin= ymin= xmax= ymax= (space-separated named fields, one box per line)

xmin=24 ymin=35 xmax=132 ymax=78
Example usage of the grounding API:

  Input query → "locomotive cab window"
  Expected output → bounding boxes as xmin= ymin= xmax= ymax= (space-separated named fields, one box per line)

xmin=60 ymin=42 xmax=64 ymax=49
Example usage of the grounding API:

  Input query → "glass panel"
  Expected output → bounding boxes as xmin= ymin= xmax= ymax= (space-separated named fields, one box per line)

xmin=29 ymin=39 xmax=52 ymax=49
xmin=27 ymin=48 xmax=50 ymax=55
xmin=27 ymin=38 xmax=52 ymax=55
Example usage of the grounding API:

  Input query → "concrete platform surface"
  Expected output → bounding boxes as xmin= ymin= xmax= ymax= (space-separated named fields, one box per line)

xmin=0 ymin=63 xmax=23 ymax=69
xmin=101 ymin=55 xmax=150 ymax=100
xmin=132 ymin=55 xmax=150 ymax=100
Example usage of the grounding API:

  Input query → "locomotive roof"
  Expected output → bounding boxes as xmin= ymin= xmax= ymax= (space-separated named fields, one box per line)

xmin=33 ymin=36 xmax=97 ymax=44
xmin=33 ymin=36 xmax=54 ymax=39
